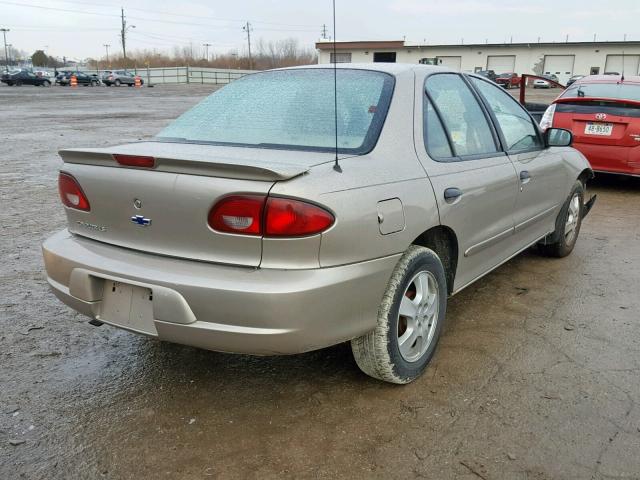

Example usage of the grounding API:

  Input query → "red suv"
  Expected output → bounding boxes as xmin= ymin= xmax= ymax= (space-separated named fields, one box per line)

xmin=541 ymin=75 xmax=640 ymax=176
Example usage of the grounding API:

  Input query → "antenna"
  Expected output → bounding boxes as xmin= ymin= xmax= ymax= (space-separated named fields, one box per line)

xmin=332 ymin=0 xmax=342 ymax=172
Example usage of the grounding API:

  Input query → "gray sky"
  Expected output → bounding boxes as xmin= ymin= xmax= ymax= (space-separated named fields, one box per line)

xmin=1 ymin=0 xmax=639 ymax=61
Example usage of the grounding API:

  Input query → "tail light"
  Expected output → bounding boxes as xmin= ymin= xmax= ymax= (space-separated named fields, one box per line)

xmin=208 ymin=195 xmax=334 ymax=237
xmin=113 ymin=154 xmax=155 ymax=168
xmin=264 ymin=197 xmax=334 ymax=237
xmin=540 ymin=103 xmax=557 ymax=132
xmin=208 ymin=195 xmax=265 ymax=235
xmin=58 ymin=172 xmax=90 ymax=211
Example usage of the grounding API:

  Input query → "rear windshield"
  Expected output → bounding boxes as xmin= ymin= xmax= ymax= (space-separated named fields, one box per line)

xmin=157 ymin=68 xmax=395 ymax=154
xmin=561 ymin=82 xmax=640 ymax=102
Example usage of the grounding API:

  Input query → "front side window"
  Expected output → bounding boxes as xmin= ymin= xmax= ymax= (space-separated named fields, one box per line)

xmin=471 ymin=77 xmax=542 ymax=152
xmin=158 ymin=69 xmax=394 ymax=155
xmin=425 ymin=74 xmax=498 ymax=157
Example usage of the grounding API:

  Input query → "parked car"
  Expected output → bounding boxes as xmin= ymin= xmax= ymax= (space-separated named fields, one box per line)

xmin=495 ymin=72 xmax=521 ymax=89
xmin=58 ymin=71 xmax=100 ymax=86
xmin=55 ymin=70 xmax=73 ymax=85
xmin=103 ymin=70 xmax=143 ymax=87
xmin=541 ymin=74 xmax=640 ymax=176
xmin=476 ymin=70 xmax=497 ymax=82
xmin=100 ymin=70 xmax=114 ymax=82
xmin=533 ymin=74 xmax=560 ymax=89
xmin=43 ymin=64 xmax=594 ymax=384
xmin=566 ymin=75 xmax=586 ymax=87
xmin=1 ymin=69 xmax=52 ymax=86
xmin=33 ymin=70 xmax=51 ymax=78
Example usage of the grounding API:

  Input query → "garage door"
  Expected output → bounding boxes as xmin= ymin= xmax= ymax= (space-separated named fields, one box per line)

xmin=487 ymin=55 xmax=516 ymax=75
xmin=543 ymin=55 xmax=575 ymax=85
xmin=605 ymin=55 xmax=640 ymax=75
xmin=437 ymin=56 xmax=461 ymax=71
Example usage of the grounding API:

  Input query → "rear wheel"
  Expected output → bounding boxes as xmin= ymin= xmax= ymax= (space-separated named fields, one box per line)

xmin=538 ymin=180 xmax=584 ymax=257
xmin=351 ymin=245 xmax=447 ymax=384
xmin=43 ymin=80 xmax=51 ymax=87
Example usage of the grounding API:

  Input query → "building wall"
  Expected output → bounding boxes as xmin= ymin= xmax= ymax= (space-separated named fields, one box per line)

xmin=318 ymin=43 xmax=640 ymax=78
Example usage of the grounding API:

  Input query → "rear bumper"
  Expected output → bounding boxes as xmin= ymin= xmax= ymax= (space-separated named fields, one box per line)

xmin=42 ymin=230 xmax=399 ymax=355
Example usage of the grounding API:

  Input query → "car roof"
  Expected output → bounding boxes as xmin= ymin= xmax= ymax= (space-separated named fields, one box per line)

xmin=279 ymin=63 xmax=452 ymax=76
xmin=575 ymin=74 xmax=640 ymax=85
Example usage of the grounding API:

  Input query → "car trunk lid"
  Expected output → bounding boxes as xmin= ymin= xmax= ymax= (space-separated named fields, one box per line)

xmin=554 ymin=99 xmax=640 ymax=148
xmin=59 ymin=141 xmax=329 ymax=267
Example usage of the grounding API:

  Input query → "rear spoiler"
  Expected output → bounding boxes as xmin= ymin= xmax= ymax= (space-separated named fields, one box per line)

xmin=58 ymin=143 xmax=309 ymax=182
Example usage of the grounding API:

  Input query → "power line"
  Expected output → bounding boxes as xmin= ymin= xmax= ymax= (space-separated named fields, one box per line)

xmin=0 ymin=0 xmax=320 ymax=31
xmin=35 ymin=0 xmax=320 ymax=27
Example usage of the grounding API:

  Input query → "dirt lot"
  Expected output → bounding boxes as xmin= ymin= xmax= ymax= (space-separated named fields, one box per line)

xmin=1 ymin=83 xmax=639 ymax=480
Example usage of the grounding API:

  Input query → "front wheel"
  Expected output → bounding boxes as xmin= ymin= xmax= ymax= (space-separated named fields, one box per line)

xmin=351 ymin=245 xmax=448 ymax=384
xmin=114 ymin=79 xmax=121 ymax=87
xmin=538 ymin=180 xmax=584 ymax=257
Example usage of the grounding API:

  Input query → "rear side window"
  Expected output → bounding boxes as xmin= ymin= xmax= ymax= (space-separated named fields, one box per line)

xmin=470 ymin=77 xmax=542 ymax=152
xmin=425 ymin=74 xmax=498 ymax=157
xmin=423 ymin=99 xmax=453 ymax=158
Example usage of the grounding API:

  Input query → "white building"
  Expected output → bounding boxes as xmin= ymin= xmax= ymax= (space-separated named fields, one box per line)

xmin=316 ymin=40 xmax=640 ymax=84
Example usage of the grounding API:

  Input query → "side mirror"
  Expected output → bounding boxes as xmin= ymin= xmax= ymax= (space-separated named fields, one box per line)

xmin=545 ymin=128 xmax=573 ymax=147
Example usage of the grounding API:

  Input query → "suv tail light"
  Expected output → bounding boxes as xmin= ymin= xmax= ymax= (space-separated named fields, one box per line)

xmin=208 ymin=195 xmax=334 ymax=237
xmin=540 ymin=103 xmax=556 ymax=132
xmin=58 ymin=172 xmax=90 ymax=211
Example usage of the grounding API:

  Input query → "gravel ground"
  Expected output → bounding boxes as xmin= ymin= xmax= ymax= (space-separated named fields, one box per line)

xmin=1 ymin=83 xmax=639 ymax=480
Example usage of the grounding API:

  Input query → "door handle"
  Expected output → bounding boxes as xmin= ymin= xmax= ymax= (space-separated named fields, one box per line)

xmin=444 ymin=187 xmax=463 ymax=203
xmin=520 ymin=170 xmax=531 ymax=184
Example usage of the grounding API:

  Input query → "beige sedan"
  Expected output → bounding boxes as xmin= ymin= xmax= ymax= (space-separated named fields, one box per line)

xmin=43 ymin=64 xmax=594 ymax=383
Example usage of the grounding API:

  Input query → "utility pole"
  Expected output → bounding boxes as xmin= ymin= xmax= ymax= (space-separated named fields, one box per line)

xmin=120 ymin=8 xmax=135 ymax=62
xmin=1 ymin=28 xmax=9 ymax=72
xmin=104 ymin=44 xmax=110 ymax=63
xmin=321 ymin=24 xmax=328 ymax=40
xmin=121 ymin=8 xmax=127 ymax=60
xmin=243 ymin=22 xmax=253 ymax=70
xmin=202 ymin=43 xmax=212 ymax=62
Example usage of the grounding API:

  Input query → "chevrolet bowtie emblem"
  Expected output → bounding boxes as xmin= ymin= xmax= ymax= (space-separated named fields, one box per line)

xmin=131 ymin=215 xmax=152 ymax=226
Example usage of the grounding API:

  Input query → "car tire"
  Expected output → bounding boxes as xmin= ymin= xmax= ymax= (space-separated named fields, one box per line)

xmin=15 ymin=80 xmax=22 ymax=87
xmin=537 ymin=180 xmax=584 ymax=258
xmin=43 ymin=80 xmax=51 ymax=87
xmin=115 ymin=79 xmax=121 ymax=87
xmin=128 ymin=83 xmax=133 ymax=87
xmin=351 ymin=245 xmax=448 ymax=384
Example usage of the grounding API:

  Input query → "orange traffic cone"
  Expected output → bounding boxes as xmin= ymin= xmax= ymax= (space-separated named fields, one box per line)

xmin=134 ymin=76 xmax=142 ymax=88
xmin=70 ymin=75 xmax=78 ymax=88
